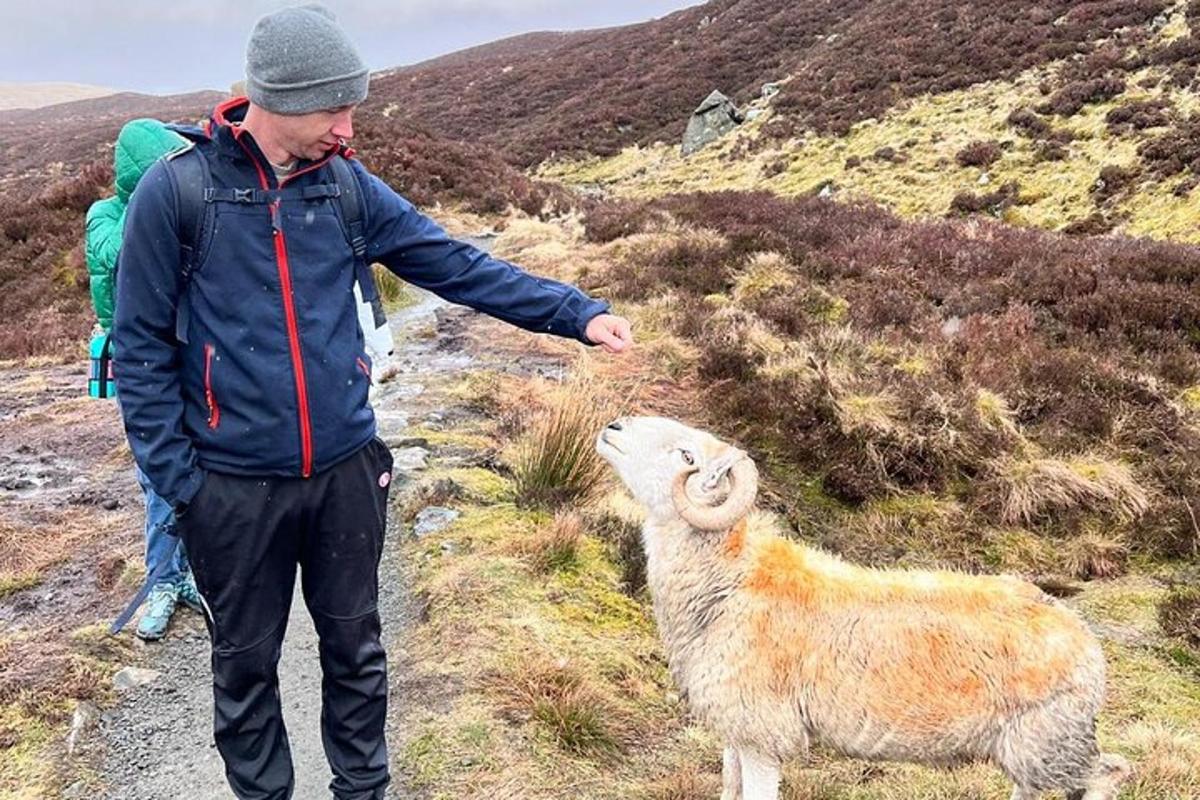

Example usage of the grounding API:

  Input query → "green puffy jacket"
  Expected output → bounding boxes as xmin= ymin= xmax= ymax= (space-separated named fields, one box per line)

xmin=85 ymin=119 xmax=188 ymax=331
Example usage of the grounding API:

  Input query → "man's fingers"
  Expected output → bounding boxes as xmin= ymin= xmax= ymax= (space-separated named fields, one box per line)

xmin=600 ymin=322 xmax=632 ymax=352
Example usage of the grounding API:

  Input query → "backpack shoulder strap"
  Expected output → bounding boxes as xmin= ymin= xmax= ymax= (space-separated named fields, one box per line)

xmin=328 ymin=155 xmax=386 ymax=327
xmin=328 ymin=154 xmax=366 ymax=260
xmin=161 ymin=144 xmax=213 ymax=343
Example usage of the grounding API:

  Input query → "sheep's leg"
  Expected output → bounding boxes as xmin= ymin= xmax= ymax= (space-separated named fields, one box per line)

xmin=738 ymin=749 xmax=781 ymax=800
xmin=1074 ymin=753 xmax=1133 ymax=800
xmin=720 ymin=746 xmax=743 ymax=800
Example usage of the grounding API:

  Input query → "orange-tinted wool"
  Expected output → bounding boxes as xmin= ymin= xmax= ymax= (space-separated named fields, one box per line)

xmin=724 ymin=519 xmax=748 ymax=559
xmin=739 ymin=529 xmax=1090 ymax=727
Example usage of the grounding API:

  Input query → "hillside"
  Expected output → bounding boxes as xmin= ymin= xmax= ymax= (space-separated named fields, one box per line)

xmin=0 ymin=91 xmax=227 ymax=185
xmin=543 ymin=0 xmax=1200 ymax=243
xmin=368 ymin=0 xmax=1169 ymax=167
xmin=0 ymin=82 xmax=116 ymax=112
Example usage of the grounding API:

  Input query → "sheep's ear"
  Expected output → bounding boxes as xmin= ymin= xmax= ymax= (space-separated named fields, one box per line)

xmin=701 ymin=447 xmax=745 ymax=492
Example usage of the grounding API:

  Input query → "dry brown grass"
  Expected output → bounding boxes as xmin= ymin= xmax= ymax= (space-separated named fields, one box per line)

xmin=1158 ymin=585 xmax=1200 ymax=644
xmin=643 ymin=764 xmax=721 ymax=800
xmin=492 ymin=656 xmax=625 ymax=757
xmin=1061 ymin=529 xmax=1130 ymax=580
xmin=0 ymin=507 xmax=135 ymax=591
xmin=986 ymin=453 xmax=1151 ymax=526
xmin=512 ymin=378 xmax=615 ymax=511
xmin=513 ymin=510 xmax=586 ymax=573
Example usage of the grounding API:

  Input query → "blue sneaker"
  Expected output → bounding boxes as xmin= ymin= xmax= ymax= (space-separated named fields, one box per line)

xmin=176 ymin=572 xmax=204 ymax=614
xmin=135 ymin=582 xmax=179 ymax=641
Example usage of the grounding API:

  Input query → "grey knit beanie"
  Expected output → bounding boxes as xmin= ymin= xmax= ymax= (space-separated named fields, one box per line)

xmin=245 ymin=4 xmax=368 ymax=114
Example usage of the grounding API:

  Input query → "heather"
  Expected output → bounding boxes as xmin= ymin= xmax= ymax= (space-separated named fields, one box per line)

xmin=368 ymin=0 xmax=1169 ymax=166
xmin=581 ymin=190 xmax=1200 ymax=568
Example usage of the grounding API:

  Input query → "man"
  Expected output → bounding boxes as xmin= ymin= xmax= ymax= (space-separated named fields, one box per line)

xmin=111 ymin=5 xmax=632 ymax=799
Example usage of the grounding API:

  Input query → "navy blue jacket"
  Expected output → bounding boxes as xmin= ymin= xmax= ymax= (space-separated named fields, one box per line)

xmin=113 ymin=98 xmax=609 ymax=506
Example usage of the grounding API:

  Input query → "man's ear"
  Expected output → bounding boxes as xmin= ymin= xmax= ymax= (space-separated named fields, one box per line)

xmin=701 ymin=447 xmax=746 ymax=492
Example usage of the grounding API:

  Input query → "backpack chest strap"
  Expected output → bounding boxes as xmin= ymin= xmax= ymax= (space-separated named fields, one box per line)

xmin=203 ymin=184 xmax=341 ymax=205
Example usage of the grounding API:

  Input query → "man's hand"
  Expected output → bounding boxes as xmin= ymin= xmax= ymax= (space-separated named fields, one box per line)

xmin=585 ymin=314 xmax=634 ymax=354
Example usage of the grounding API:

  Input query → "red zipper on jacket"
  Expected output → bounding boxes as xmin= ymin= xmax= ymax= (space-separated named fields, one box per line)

xmin=356 ymin=357 xmax=372 ymax=382
xmin=231 ymin=133 xmax=328 ymax=478
xmin=204 ymin=343 xmax=220 ymax=430
xmin=270 ymin=198 xmax=314 ymax=476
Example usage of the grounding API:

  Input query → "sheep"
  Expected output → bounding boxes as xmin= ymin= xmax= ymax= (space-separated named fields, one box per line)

xmin=595 ymin=416 xmax=1132 ymax=800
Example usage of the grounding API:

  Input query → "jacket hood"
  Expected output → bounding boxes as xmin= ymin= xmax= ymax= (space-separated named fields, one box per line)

xmin=114 ymin=119 xmax=189 ymax=202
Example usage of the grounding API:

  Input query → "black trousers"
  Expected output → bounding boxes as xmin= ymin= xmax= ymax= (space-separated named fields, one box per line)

xmin=178 ymin=438 xmax=395 ymax=800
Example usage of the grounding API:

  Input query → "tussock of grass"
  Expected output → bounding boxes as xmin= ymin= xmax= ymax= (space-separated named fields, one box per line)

xmin=519 ymin=510 xmax=585 ymax=573
xmin=1061 ymin=528 xmax=1130 ymax=579
xmin=494 ymin=656 xmax=623 ymax=757
xmin=1159 ymin=585 xmax=1200 ymax=644
xmin=987 ymin=454 xmax=1151 ymax=526
xmin=512 ymin=379 xmax=614 ymax=511
xmin=372 ymin=264 xmax=418 ymax=311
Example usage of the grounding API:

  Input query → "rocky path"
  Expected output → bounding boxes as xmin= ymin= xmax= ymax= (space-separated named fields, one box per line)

xmin=96 ymin=237 xmax=513 ymax=799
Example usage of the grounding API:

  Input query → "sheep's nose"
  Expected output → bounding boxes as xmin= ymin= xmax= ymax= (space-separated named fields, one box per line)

xmin=606 ymin=421 xmax=623 ymax=431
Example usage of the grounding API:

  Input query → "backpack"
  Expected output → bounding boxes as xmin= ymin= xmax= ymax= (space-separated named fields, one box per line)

xmin=159 ymin=124 xmax=387 ymax=345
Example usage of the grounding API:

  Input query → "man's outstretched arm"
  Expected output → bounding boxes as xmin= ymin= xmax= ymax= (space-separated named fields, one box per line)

xmin=355 ymin=162 xmax=632 ymax=349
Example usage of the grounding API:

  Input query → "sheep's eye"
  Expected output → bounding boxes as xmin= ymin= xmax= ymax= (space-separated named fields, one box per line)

xmin=681 ymin=451 xmax=695 ymax=466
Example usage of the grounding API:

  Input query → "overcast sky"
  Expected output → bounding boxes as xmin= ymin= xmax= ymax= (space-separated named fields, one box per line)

xmin=1 ymin=0 xmax=703 ymax=95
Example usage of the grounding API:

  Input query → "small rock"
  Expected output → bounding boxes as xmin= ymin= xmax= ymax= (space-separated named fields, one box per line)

xmin=101 ymin=498 xmax=119 ymax=511
xmin=386 ymin=436 xmax=430 ymax=450
xmin=113 ymin=666 xmax=161 ymax=691
xmin=941 ymin=316 xmax=963 ymax=338
xmin=413 ymin=507 xmax=459 ymax=538
xmin=66 ymin=701 xmax=99 ymax=755
xmin=392 ymin=447 xmax=430 ymax=472
xmin=440 ymin=541 xmax=458 ymax=555
xmin=977 ymin=172 xmax=991 ymax=186
xmin=61 ymin=781 xmax=87 ymax=799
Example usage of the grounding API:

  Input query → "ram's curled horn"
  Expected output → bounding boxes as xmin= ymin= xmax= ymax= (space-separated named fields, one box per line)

xmin=671 ymin=457 xmax=759 ymax=531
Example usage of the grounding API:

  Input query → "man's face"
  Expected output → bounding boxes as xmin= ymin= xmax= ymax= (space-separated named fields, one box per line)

xmin=275 ymin=105 xmax=356 ymax=162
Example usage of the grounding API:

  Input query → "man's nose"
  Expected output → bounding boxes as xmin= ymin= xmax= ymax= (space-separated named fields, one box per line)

xmin=331 ymin=109 xmax=354 ymax=140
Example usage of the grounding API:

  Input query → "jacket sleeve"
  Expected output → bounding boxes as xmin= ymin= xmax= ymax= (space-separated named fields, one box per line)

xmin=354 ymin=162 xmax=610 ymax=343
xmin=111 ymin=160 xmax=205 ymax=507
xmin=84 ymin=197 xmax=125 ymax=332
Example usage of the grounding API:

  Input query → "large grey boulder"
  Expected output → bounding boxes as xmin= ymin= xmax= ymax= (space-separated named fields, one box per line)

xmin=681 ymin=90 xmax=745 ymax=156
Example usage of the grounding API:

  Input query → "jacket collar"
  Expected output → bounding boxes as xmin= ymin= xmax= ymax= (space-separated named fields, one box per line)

xmin=208 ymin=96 xmax=350 ymax=183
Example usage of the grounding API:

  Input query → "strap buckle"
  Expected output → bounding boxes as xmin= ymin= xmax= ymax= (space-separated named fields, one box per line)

xmin=232 ymin=188 xmax=255 ymax=203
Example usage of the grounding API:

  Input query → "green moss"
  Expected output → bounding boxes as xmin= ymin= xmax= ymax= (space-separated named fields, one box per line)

xmin=402 ymin=425 xmax=495 ymax=452
xmin=1180 ymin=386 xmax=1200 ymax=412
xmin=1075 ymin=578 xmax=1165 ymax=630
xmin=1102 ymin=640 xmax=1200 ymax=729
xmin=550 ymin=541 xmax=655 ymax=636
xmin=0 ymin=571 xmax=41 ymax=599
xmin=980 ymin=527 xmax=1056 ymax=573
xmin=1162 ymin=644 xmax=1200 ymax=674
xmin=426 ymin=466 xmax=515 ymax=504
xmin=0 ymin=705 xmax=58 ymax=796
xmin=401 ymin=728 xmax=452 ymax=788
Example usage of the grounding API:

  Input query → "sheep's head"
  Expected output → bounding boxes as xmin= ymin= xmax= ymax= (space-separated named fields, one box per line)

xmin=596 ymin=416 xmax=758 ymax=531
